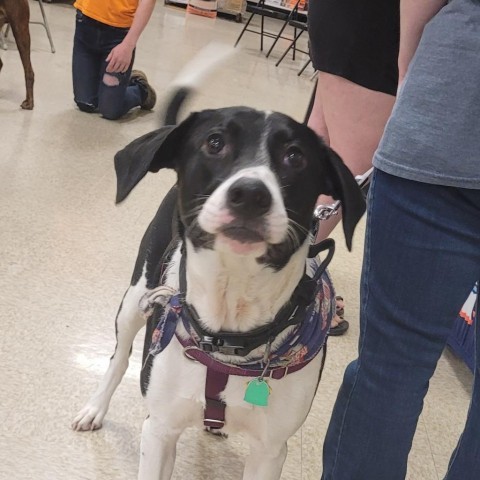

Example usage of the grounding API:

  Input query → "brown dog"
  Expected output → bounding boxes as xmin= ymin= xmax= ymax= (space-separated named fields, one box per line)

xmin=0 ymin=0 xmax=34 ymax=109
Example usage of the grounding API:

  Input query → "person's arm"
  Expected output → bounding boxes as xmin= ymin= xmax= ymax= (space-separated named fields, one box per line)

xmin=398 ymin=0 xmax=447 ymax=85
xmin=106 ymin=0 xmax=156 ymax=73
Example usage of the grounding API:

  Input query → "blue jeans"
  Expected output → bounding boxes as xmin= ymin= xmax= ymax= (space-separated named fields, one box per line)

xmin=72 ymin=10 xmax=143 ymax=120
xmin=322 ymin=170 xmax=480 ymax=480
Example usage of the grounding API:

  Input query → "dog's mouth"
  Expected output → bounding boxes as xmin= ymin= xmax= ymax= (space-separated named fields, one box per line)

xmin=220 ymin=225 xmax=265 ymax=243
xmin=216 ymin=223 xmax=267 ymax=255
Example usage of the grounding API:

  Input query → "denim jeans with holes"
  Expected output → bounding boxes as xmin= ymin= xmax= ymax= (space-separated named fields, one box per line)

xmin=72 ymin=10 xmax=143 ymax=120
xmin=322 ymin=170 xmax=480 ymax=480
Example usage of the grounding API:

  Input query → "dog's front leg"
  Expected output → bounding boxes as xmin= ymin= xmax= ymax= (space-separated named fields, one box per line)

xmin=242 ymin=441 xmax=288 ymax=480
xmin=72 ymin=283 xmax=147 ymax=431
xmin=138 ymin=416 xmax=180 ymax=480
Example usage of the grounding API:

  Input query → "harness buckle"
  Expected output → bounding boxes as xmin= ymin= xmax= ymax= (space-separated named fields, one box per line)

xmin=204 ymin=418 xmax=225 ymax=429
xmin=216 ymin=345 xmax=243 ymax=355
xmin=199 ymin=336 xmax=244 ymax=356
xmin=199 ymin=336 xmax=215 ymax=352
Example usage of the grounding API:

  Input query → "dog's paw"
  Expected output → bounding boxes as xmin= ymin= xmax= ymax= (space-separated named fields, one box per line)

xmin=139 ymin=286 xmax=176 ymax=317
xmin=71 ymin=403 xmax=107 ymax=432
xmin=20 ymin=99 xmax=34 ymax=110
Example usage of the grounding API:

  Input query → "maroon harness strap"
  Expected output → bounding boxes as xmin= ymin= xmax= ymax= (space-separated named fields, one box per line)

xmin=204 ymin=368 xmax=229 ymax=429
xmin=181 ymin=342 xmax=315 ymax=379
xmin=186 ymin=341 xmax=317 ymax=430
xmin=199 ymin=346 xmax=328 ymax=430
xmin=180 ymin=336 xmax=317 ymax=429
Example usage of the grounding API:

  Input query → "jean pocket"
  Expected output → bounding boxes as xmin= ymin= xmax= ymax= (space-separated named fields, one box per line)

xmin=76 ymin=9 xmax=84 ymax=23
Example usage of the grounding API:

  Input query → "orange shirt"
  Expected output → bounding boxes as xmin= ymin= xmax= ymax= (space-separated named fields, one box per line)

xmin=74 ymin=0 xmax=139 ymax=28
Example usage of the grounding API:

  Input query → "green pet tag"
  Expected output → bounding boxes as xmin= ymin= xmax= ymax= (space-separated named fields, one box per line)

xmin=244 ymin=378 xmax=271 ymax=406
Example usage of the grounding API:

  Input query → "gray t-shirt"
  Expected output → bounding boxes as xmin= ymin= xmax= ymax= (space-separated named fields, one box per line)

xmin=373 ymin=0 xmax=480 ymax=189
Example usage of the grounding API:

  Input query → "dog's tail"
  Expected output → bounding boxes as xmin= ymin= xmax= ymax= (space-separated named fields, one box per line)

xmin=164 ymin=88 xmax=191 ymax=127
xmin=163 ymin=42 xmax=235 ymax=126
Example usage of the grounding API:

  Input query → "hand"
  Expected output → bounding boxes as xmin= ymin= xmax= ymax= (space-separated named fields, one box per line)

xmin=105 ymin=42 xmax=134 ymax=73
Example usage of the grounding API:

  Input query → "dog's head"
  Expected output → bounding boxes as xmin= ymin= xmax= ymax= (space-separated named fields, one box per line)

xmin=115 ymin=107 xmax=365 ymax=268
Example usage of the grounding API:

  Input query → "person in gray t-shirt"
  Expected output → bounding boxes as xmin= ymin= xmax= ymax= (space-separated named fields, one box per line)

xmin=321 ymin=1 xmax=480 ymax=479
xmin=374 ymin=0 xmax=480 ymax=189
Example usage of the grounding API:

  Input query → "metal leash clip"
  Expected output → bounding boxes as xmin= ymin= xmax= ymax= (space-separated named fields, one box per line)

xmin=314 ymin=168 xmax=373 ymax=222
xmin=314 ymin=201 xmax=341 ymax=221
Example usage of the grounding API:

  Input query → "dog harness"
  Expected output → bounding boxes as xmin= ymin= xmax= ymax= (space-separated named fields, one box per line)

xmin=146 ymin=240 xmax=335 ymax=430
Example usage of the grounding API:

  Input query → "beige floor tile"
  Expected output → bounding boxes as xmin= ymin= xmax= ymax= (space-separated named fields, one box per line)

xmin=433 ymin=453 xmax=452 ymax=480
xmin=405 ymin=421 xmax=438 ymax=480
xmin=422 ymin=350 xmax=472 ymax=460
xmin=405 ymin=455 xmax=439 ymax=480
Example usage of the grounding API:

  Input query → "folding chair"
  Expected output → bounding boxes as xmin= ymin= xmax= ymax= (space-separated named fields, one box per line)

xmin=33 ymin=0 xmax=55 ymax=53
xmin=1 ymin=0 xmax=55 ymax=53
xmin=275 ymin=13 xmax=308 ymax=67
xmin=234 ymin=0 xmax=291 ymax=52
xmin=265 ymin=0 xmax=303 ymax=58
xmin=297 ymin=56 xmax=312 ymax=76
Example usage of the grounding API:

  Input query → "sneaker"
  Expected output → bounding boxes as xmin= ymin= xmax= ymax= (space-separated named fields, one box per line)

xmin=130 ymin=70 xmax=156 ymax=110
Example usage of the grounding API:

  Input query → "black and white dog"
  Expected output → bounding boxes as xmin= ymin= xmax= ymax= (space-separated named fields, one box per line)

xmin=72 ymin=60 xmax=365 ymax=479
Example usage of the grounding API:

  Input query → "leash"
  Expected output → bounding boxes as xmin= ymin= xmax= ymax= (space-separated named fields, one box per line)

xmin=313 ymin=168 xmax=373 ymax=222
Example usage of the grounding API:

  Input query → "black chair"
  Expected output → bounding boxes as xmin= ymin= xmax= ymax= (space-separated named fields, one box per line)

xmin=265 ymin=0 xmax=303 ymax=58
xmin=1 ymin=0 xmax=55 ymax=53
xmin=274 ymin=14 xmax=309 ymax=68
xmin=234 ymin=0 xmax=292 ymax=52
xmin=297 ymin=57 xmax=313 ymax=76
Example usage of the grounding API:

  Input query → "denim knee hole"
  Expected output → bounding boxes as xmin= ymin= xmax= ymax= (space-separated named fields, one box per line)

xmin=102 ymin=73 xmax=120 ymax=87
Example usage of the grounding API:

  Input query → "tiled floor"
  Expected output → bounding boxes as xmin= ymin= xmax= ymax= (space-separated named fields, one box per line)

xmin=0 ymin=2 xmax=473 ymax=479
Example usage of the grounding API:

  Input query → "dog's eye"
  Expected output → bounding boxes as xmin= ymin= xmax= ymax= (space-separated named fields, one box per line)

xmin=284 ymin=147 xmax=306 ymax=170
xmin=205 ymin=133 xmax=225 ymax=155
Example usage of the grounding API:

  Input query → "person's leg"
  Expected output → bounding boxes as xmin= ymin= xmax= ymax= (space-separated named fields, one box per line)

xmin=98 ymin=56 xmax=156 ymax=119
xmin=72 ymin=11 xmax=102 ymax=113
xmin=308 ymin=72 xmax=395 ymax=241
xmin=97 ymin=39 xmax=141 ymax=120
xmin=96 ymin=26 xmax=155 ymax=120
xmin=307 ymin=78 xmax=330 ymax=144
xmin=307 ymin=73 xmax=396 ymax=334
xmin=322 ymin=170 xmax=480 ymax=480
xmin=98 ymin=68 xmax=142 ymax=120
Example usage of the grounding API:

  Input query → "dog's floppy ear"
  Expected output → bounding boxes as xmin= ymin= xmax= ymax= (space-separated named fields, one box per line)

xmin=320 ymin=146 xmax=366 ymax=251
xmin=114 ymin=114 xmax=197 ymax=203
xmin=114 ymin=126 xmax=175 ymax=203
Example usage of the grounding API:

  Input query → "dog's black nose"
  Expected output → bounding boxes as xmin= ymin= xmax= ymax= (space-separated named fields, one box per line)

xmin=227 ymin=178 xmax=272 ymax=217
